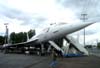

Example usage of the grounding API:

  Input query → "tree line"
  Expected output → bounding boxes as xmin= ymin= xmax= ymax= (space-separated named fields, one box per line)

xmin=85 ymin=42 xmax=100 ymax=49
xmin=0 ymin=29 xmax=35 ymax=45
xmin=97 ymin=43 xmax=100 ymax=48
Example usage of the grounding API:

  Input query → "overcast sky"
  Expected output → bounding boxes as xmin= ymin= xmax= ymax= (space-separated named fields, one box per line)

xmin=0 ymin=0 xmax=100 ymax=44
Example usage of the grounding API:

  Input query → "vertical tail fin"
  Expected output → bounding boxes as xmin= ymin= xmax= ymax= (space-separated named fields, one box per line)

xmin=27 ymin=32 xmax=29 ymax=41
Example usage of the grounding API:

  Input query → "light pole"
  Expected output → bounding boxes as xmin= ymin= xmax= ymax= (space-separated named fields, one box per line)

xmin=80 ymin=13 xmax=88 ymax=47
xmin=4 ymin=23 xmax=9 ymax=44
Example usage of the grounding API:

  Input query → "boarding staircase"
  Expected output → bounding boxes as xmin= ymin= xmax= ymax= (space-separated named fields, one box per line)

xmin=49 ymin=35 xmax=89 ymax=56
xmin=65 ymin=35 xmax=89 ymax=55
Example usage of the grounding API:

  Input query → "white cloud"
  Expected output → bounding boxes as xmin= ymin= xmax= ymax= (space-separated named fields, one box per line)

xmin=5 ymin=0 xmax=79 ymax=23
xmin=8 ymin=19 xmax=30 ymax=32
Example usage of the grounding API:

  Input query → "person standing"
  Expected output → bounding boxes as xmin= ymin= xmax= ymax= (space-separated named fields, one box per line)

xmin=50 ymin=49 xmax=57 ymax=68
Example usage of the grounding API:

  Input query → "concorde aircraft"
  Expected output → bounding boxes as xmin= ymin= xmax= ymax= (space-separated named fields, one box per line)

xmin=2 ymin=22 xmax=95 ymax=56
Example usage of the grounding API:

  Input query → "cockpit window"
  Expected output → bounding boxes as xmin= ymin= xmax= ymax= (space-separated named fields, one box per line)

xmin=43 ymin=27 xmax=50 ymax=32
xmin=57 ymin=23 xmax=66 ymax=25
xmin=50 ymin=23 xmax=67 ymax=26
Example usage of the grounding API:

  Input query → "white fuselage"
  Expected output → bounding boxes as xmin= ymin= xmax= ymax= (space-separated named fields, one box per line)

xmin=28 ymin=22 xmax=94 ymax=43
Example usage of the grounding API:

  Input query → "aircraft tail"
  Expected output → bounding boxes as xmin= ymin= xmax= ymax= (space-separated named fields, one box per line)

xmin=27 ymin=32 xmax=29 ymax=41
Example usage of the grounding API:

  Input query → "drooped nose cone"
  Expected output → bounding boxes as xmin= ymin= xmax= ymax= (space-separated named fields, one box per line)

xmin=79 ymin=22 xmax=94 ymax=28
xmin=63 ymin=22 xmax=95 ymax=34
xmin=73 ymin=22 xmax=95 ymax=31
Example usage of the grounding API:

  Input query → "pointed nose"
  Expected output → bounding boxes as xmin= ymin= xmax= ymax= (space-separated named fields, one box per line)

xmin=66 ymin=22 xmax=95 ymax=34
xmin=74 ymin=22 xmax=94 ymax=30
xmin=79 ymin=22 xmax=94 ymax=28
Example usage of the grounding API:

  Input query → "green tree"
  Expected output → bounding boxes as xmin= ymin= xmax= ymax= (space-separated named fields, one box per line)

xmin=23 ymin=32 xmax=27 ymax=42
xmin=97 ymin=42 xmax=100 ymax=49
xmin=85 ymin=45 xmax=92 ymax=48
xmin=28 ymin=29 xmax=35 ymax=39
xmin=10 ymin=32 xmax=25 ymax=43
xmin=10 ymin=32 xmax=16 ymax=44
xmin=16 ymin=32 xmax=24 ymax=43
xmin=10 ymin=29 xmax=35 ymax=44
xmin=0 ymin=36 xmax=4 ymax=45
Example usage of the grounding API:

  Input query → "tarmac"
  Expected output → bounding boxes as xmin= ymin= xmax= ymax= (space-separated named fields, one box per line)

xmin=0 ymin=52 xmax=100 ymax=68
xmin=88 ymin=48 xmax=100 ymax=57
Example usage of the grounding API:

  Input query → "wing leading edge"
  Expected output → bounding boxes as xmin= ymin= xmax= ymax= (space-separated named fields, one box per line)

xmin=3 ymin=39 xmax=38 ymax=48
